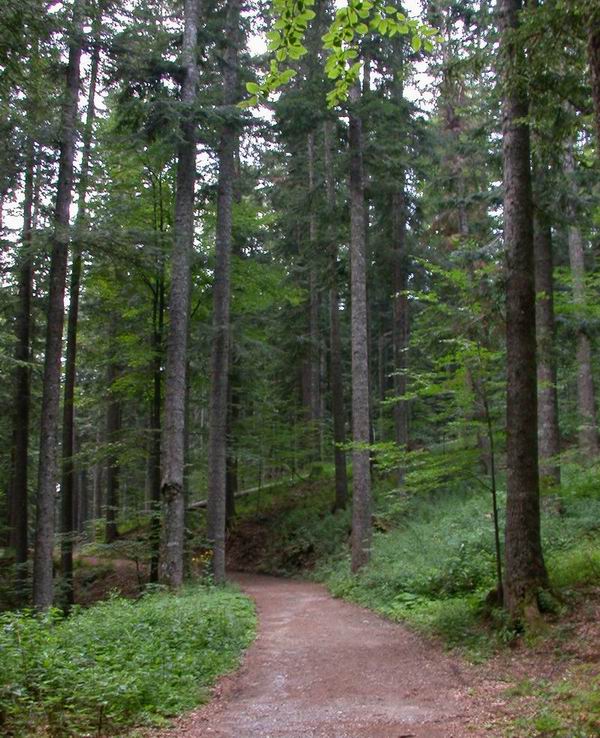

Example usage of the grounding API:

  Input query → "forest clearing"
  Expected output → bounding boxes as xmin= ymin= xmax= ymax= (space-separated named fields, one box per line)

xmin=1 ymin=0 xmax=600 ymax=735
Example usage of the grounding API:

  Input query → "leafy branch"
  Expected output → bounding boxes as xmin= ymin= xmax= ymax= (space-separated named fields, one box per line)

xmin=241 ymin=0 xmax=442 ymax=109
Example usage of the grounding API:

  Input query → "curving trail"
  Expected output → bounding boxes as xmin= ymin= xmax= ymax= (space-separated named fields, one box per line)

xmin=153 ymin=574 xmax=492 ymax=738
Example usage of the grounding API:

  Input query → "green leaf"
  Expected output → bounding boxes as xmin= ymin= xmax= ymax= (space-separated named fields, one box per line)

xmin=411 ymin=35 xmax=422 ymax=51
xmin=245 ymin=82 xmax=260 ymax=94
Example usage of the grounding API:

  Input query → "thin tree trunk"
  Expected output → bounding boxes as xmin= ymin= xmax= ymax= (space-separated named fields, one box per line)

xmin=391 ymin=187 xmax=409 ymax=485
xmin=60 ymin=27 xmax=101 ymax=606
xmin=348 ymin=85 xmax=371 ymax=572
xmin=588 ymin=8 xmax=600 ymax=154
xmin=161 ymin=0 xmax=200 ymax=588
xmin=105 ymin=357 xmax=121 ymax=544
xmin=307 ymin=131 xmax=321 ymax=447
xmin=564 ymin=143 xmax=599 ymax=459
xmin=533 ymin=208 xmax=560 ymax=485
xmin=323 ymin=120 xmax=348 ymax=511
xmin=499 ymin=0 xmax=548 ymax=620
xmin=207 ymin=0 xmax=239 ymax=583
xmin=33 ymin=0 xmax=83 ymax=609
xmin=10 ymin=140 xmax=35 ymax=595
xmin=226 ymin=360 xmax=239 ymax=525
xmin=149 ymin=268 xmax=164 ymax=582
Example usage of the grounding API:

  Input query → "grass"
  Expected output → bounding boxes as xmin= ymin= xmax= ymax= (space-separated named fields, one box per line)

xmin=0 ymin=584 xmax=256 ymax=737
xmin=226 ymin=459 xmax=600 ymax=735
xmin=505 ymin=665 xmax=600 ymax=737
xmin=229 ymin=462 xmax=600 ymax=659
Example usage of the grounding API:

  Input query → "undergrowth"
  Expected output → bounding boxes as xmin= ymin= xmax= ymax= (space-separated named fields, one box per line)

xmin=231 ymin=462 xmax=600 ymax=660
xmin=0 ymin=585 xmax=256 ymax=737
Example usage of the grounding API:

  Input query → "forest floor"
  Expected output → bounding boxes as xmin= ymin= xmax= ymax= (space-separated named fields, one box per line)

xmin=146 ymin=573 xmax=497 ymax=738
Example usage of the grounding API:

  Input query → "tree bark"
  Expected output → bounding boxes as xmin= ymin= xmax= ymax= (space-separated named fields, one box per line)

xmin=533 ymin=207 xmax=560 ymax=486
xmin=207 ymin=0 xmax=239 ymax=584
xmin=10 ymin=140 xmax=35 ymax=596
xmin=348 ymin=85 xmax=372 ymax=572
xmin=226 ymin=360 xmax=239 ymax=525
xmin=323 ymin=120 xmax=348 ymax=511
xmin=33 ymin=0 xmax=83 ymax=609
xmin=391 ymin=186 xmax=409 ymax=485
xmin=60 ymin=25 xmax=101 ymax=606
xmin=564 ymin=142 xmax=599 ymax=460
xmin=161 ymin=0 xmax=200 ymax=588
xmin=307 ymin=131 xmax=321 ymax=449
xmin=499 ymin=0 xmax=548 ymax=620
xmin=105 ymin=357 xmax=121 ymax=544
xmin=588 ymin=7 xmax=600 ymax=154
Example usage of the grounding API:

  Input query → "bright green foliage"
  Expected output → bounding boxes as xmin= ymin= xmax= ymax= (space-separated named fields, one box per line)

xmin=0 ymin=586 xmax=256 ymax=736
xmin=231 ymin=463 xmax=600 ymax=657
xmin=243 ymin=0 xmax=440 ymax=107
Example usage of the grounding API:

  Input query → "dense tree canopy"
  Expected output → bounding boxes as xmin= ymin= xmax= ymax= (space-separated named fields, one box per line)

xmin=0 ymin=0 xmax=599 ymax=628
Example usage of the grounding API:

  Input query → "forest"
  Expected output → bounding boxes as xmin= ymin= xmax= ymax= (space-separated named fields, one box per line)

xmin=1 ymin=0 xmax=600 ymax=736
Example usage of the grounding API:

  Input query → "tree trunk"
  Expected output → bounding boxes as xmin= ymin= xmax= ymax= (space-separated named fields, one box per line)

xmin=60 ymin=27 xmax=101 ymax=606
xmin=323 ymin=120 xmax=348 ymax=511
xmin=161 ymin=0 xmax=199 ymax=588
xmin=588 ymin=8 xmax=600 ymax=154
xmin=533 ymin=208 xmax=560 ymax=486
xmin=499 ymin=0 xmax=548 ymax=620
xmin=207 ymin=0 xmax=239 ymax=584
xmin=348 ymin=85 xmax=372 ymax=572
xmin=564 ymin=143 xmax=599 ymax=460
xmin=307 ymin=131 xmax=321 ymax=452
xmin=391 ymin=186 xmax=409 ymax=485
xmin=105 ymin=358 xmax=121 ymax=544
xmin=149 ymin=268 xmax=164 ymax=583
xmin=10 ymin=140 xmax=36 ymax=601
xmin=33 ymin=0 xmax=83 ymax=609
xmin=226 ymin=360 xmax=239 ymax=525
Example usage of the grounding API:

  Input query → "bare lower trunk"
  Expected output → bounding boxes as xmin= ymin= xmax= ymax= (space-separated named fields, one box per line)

xmin=348 ymin=86 xmax=371 ymax=572
xmin=588 ymin=10 xmax=600 ymax=153
xmin=33 ymin=0 xmax=83 ymax=609
xmin=11 ymin=142 xmax=35 ymax=593
xmin=207 ymin=0 xmax=239 ymax=584
xmin=307 ymin=132 xmax=321 ymax=448
xmin=226 ymin=362 xmax=239 ymax=525
xmin=323 ymin=121 xmax=348 ymax=511
xmin=391 ymin=187 xmax=409 ymax=485
xmin=161 ymin=0 xmax=199 ymax=588
xmin=533 ymin=210 xmax=560 ymax=486
xmin=105 ymin=359 xmax=121 ymax=544
xmin=149 ymin=270 xmax=164 ymax=583
xmin=499 ymin=0 xmax=548 ymax=620
xmin=564 ymin=144 xmax=598 ymax=459
xmin=60 ymin=29 xmax=100 ymax=606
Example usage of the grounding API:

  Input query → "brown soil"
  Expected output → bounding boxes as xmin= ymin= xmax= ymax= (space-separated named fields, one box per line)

xmin=150 ymin=573 xmax=497 ymax=738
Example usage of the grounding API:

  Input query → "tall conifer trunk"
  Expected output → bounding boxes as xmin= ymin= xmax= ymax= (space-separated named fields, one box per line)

xmin=149 ymin=266 xmax=164 ymax=582
xmin=564 ymin=143 xmax=599 ymax=460
xmin=105 ymin=354 xmax=121 ymax=544
xmin=33 ymin=0 xmax=83 ymax=609
xmin=348 ymin=85 xmax=371 ymax=571
xmin=588 ymin=7 xmax=600 ymax=153
xmin=391 ymin=185 xmax=409 ymax=484
xmin=307 ymin=131 xmax=321 ymax=452
xmin=161 ymin=0 xmax=199 ymax=588
xmin=60 ymin=27 xmax=101 ymax=606
xmin=533 ymin=199 xmax=560 ymax=486
xmin=324 ymin=120 xmax=348 ymax=511
xmin=207 ymin=0 xmax=239 ymax=583
xmin=11 ymin=140 xmax=35 ymax=592
xmin=499 ymin=0 xmax=547 ymax=619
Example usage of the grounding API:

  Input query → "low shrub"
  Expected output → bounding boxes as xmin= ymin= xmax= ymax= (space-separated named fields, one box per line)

xmin=0 ymin=585 xmax=256 ymax=736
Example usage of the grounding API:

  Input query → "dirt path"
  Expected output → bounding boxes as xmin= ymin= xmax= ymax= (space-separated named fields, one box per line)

xmin=151 ymin=573 xmax=499 ymax=738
